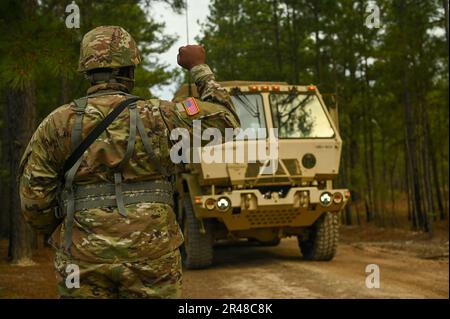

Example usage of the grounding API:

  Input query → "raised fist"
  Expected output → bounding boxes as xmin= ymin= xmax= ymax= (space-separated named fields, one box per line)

xmin=177 ymin=45 xmax=206 ymax=70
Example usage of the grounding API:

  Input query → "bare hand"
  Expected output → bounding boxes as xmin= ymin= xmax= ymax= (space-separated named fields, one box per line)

xmin=177 ymin=45 xmax=206 ymax=70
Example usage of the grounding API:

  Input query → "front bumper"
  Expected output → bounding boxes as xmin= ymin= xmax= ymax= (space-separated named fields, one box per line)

xmin=191 ymin=187 xmax=349 ymax=231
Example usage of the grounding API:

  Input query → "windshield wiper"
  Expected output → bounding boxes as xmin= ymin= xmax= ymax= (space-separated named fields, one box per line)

xmin=253 ymin=95 xmax=262 ymax=128
xmin=234 ymin=94 xmax=259 ymax=118
xmin=242 ymin=94 xmax=263 ymax=127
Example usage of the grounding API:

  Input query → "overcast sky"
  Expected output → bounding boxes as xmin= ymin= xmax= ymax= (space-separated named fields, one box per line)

xmin=148 ymin=0 xmax=211 ymax=100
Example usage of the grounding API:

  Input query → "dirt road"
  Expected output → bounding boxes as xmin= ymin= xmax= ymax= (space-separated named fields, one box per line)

xmin=182 ymin=237 xmax=449 ymax=299
xmin=0 ymin=226 xmax=448 ymax=299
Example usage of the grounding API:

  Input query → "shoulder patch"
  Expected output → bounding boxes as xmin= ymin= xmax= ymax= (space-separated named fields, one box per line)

xmin=183 ymin=97 xmax=200 ymax=116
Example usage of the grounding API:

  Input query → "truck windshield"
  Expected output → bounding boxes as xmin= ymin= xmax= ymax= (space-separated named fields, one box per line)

xmin=231 ymin=94 xmax=267 ymax=139
xmin=269 ymin=93 xmax=334 ymax=138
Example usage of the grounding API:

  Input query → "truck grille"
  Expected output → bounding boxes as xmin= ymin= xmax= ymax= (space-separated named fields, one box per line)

xmin=246 ymin=209 xmax=301 ymax=227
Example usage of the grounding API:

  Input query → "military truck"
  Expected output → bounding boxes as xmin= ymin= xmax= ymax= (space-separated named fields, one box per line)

xmin=173 ymin=81 xmax=349 ymax=269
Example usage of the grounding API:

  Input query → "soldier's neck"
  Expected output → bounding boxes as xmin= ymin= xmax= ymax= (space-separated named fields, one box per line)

xmin=87 ymin=82 xmax=130 ymax=95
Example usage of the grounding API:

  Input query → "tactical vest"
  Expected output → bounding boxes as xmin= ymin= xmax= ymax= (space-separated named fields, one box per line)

xmin=57 ymin=90 xmax=173 ymax=251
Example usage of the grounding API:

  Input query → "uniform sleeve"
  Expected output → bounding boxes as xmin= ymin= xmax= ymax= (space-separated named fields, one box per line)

xmin=159 ymin=64 xmax=240 ymax=137
xmin=19 ymin=112 xmax=67 ymax=233
xmin=190 ymin=64 xmax=238 ymax=120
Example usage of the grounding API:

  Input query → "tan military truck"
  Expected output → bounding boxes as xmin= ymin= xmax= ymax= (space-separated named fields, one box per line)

xmin=173 ymin=81 xmax=349 ymax=269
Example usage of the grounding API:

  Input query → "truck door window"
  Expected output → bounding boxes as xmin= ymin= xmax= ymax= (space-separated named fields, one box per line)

xmin=269 ymin=93 xmax=335 ymax=138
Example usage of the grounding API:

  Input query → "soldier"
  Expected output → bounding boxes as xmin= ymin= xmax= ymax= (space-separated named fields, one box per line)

xmin=18 ymin=26 xmax=239 ymax=298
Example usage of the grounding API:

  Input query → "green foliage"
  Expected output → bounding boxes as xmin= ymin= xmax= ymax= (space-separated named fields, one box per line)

xmin=0 ymin=0 xmax=180 ymax=121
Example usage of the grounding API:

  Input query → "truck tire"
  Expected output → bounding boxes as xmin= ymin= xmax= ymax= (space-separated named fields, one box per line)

xmin=298 ymin=212 xmax=339 ymax=261
xmin=181 ymin=196 xmax=213 ymax=269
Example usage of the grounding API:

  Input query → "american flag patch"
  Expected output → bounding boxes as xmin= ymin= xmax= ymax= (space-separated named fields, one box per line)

xmin=183 ymin=97 xmax=200 ymax=116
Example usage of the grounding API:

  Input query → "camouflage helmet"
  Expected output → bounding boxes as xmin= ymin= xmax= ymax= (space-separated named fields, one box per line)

xmin=78 ymin=26 xmax=141 ymax=72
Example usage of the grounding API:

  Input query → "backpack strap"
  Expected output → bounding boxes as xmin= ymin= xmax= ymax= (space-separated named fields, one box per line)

xmin=135 ymin=100 xmax=169 ymax=178
xmin=62 ymin=95 xmax=141 ymax=251
xmin=62 ymin=97 xmax=88 ymax=244
xmin=114 ymin=102 xmax=138 ymax=217
xmin=62 ymin=96 xmax=141 ymax=176
xmin=71 ymin=98 xmax=88 ymax=150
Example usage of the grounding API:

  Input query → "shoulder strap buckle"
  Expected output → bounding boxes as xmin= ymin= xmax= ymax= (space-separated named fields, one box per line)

xmin=73 ymin=107 xmax=85 ymax=114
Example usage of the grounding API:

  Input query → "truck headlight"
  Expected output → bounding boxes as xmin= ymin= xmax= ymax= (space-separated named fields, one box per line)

xmin=333 ymin=192 xmax=343 ymax=204
xmin=205 ymin=198 xmax=216 ymax=210
xmin=319 ymin=192 xmax=332 ymax=206
xmin=217 ymin=197 xmax=231 ymax=211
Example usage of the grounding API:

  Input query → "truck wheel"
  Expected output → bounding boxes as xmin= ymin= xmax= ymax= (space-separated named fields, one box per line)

xmin=298 ymin=212 xmax=339 ymax=261
xmin=181 ymin=196 xmax=213 ymax=269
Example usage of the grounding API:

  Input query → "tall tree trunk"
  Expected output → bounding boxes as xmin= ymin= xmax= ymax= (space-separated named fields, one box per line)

xmin=437 ymin=115 xmax=449 ymax=218
xmin=341 ymin=145 xmax=352 ymax=225
xmin=402 ymin=74 xmax=425 ymax=230
xmin=397 ymin=0 xmax=427 ymax=231
xmin=6 ymin=81 xmax=36 ymax=264
xmin=389 ymin=157 xmax=398 ymax=226
xmin=420 ymin=118 xmax=434 ymax=234
xmin=424 ymin=110 xmax=446 ymax=220
xmin=0 ymin=96 xmax=11 ymax=238
xmin=347 ymin=109 xmax=360 ymax=225
xmin=404 ymin=140 xmax=414 ymax=225
xmin=0 ymin=178 xmax=10 ymax=237
xmin=362 ymin=85 xmax=374 ymax=222
xmin=363 ymin=54 xmax=380 ymax=224
xmin=421 ymin=109 xmax=435 ymax=216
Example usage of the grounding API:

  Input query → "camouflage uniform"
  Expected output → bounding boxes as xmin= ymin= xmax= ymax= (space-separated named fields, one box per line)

xmin=19 ymin=26 xmax=239 ymax=299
